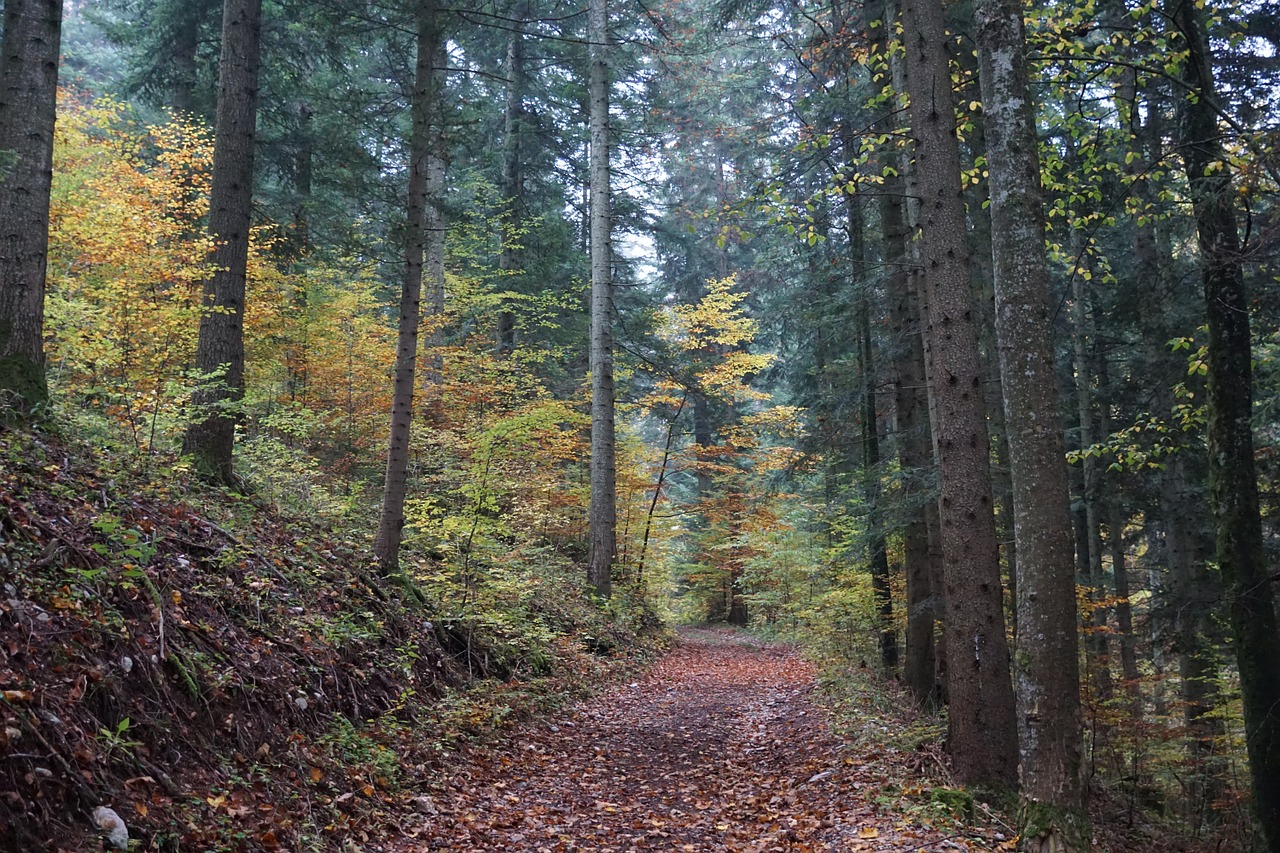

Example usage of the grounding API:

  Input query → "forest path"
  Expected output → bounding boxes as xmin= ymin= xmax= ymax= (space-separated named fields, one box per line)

xmin=393 ymin=628 xmax=982 ymax=852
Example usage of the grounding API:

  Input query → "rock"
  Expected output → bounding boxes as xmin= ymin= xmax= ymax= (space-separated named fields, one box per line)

xmin=93 ymin=806 xmax=129 ymax=851
xmin=294 ymin=696 xmax=308 ymax=711
xmin=120 ymin=656 xmax=134 ymax=674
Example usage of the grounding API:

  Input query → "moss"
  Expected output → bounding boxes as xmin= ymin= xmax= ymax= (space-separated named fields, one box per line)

xmin=1018 ymin=798 xmax=1090 ymax=853
xmin=0 ymin=352 xmax=48 ymax=423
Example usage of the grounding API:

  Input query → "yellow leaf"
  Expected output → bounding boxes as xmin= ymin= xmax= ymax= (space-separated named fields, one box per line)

xmin=309 ymin=767 xmax=324 ymax=783
xmin=859 ymin=826 xmax=880 ymax=839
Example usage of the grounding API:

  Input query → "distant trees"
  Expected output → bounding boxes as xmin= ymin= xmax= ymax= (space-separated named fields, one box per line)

xmin=0 ymin=0 xmax=63 ymax=420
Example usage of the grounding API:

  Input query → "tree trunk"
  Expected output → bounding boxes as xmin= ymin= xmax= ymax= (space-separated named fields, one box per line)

xmin=586 ymin=0 xmax=616 ymax=598
xmin=886 ymin=145 xmax=935 ymax=703
xmin=170 ymin=4 xmax=200 ymax=115
xmin=1173 ymin=4 xmax=1280 ymax=846
xmin=1071 ymin=269 xmax=1112 ymax=703
xmin=883 ymin=8 xmax=939 ymax=704
xmin=974 ymin=0 xmax=1086 ymax=842
xmin=373 ymin=0 xmax=442 ymax=577
xmin=1099 ymin=368 xmax=1140 ymax=713
xmin=496 ymin=1 xmax=528 ymax=355
xmin=181 ymin=0 xmax=262 ymax=483
xmin=901 ymin=0 xmax=1018 ymax=788
xmin=422 ymin=44 xmax=447 ymax=397
xmin=0 ymin=0 xmax=61 ymax=422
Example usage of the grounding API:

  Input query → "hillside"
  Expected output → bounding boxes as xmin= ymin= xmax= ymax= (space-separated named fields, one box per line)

xmin=0 ymin=426 xmax=662 ymax=852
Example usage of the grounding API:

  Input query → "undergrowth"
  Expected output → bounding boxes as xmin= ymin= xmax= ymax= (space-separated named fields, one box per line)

xmin=0 ymin=419 xmax=667 ymax=852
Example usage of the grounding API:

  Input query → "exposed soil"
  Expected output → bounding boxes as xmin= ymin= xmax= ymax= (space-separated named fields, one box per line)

xmin=395 ymin=628 xmax=1001 ymax=852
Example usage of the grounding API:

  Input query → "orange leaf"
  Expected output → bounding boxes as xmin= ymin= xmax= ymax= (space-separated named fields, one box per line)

xmin=309 ymin=767 xmax=324 ymax=783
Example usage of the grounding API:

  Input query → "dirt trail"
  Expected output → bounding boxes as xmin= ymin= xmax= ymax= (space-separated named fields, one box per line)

xmin=396 ymin=629 xmax=986 ymax=851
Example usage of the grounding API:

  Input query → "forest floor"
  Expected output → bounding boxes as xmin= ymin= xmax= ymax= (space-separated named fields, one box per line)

xmin=389 ymin=627 xmax=1014 ymax=852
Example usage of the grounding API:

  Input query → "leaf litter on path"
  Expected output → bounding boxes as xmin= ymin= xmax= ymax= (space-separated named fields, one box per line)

xmin=390 ymin=628 xmax=997 ymax=851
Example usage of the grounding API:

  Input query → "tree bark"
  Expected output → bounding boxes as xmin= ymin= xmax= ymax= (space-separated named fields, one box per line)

xmin=0 ymin=0 xmax=61 ymax=421
xmin=851 ymin=194 xmax=897 ymax=672
xmin=373 ymin=0 xmax=442 ymax=577
xmin=974 ymin=0 xmax=1086 ymax=842
xmin=882 ymin=8 xmax=939 ymax=705
xmin=181 ymin=0 xmax=262 ymax=483
xmin=1172 ymin=4 xmax=1280 ymax=847
xmin=587 ymin=0 xmax=616 ymax=598
xmin=901 ymin=0 xmax=1018 ymax=788
xmin=496 ymin=1 xmax=528 ymax=355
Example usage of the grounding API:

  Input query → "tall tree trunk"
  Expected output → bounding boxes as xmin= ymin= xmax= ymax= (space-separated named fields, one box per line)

xmin=496 ymin=1 xmax=527 ymax=355
xmin=181 ymin=0 xmax=262 ymax=483
xmin=586 ymin=0 xmax=616 ymax=598
xmin=373 ymin=0 xmax=442 ymax=576
xmin=0 ymin=0 xmax=61 ymax=422
xmin=884 ymin=134 xmax=934 ymax=700
xmin=422 ymin=45 xmax=448 ymax=397
xmin=974 ymin=0 xmax=1086 ymax=843
xmin=883 ymin=10 xmax=940 ymax=704
xmin=901 ymin=0 xmax=1018 ymax=788
xmin=847 ymin=187 xmax=896 ymax=671
xmin=170 ymin=5 xmax=200 ymax=115
xmin=1071 ymin=269 xmax=1112 ymax=703
xmin=1173 ymin=4 xmax=1280 ymax=847
xmin=1099 ymin=366 xmax=1140 ymax=713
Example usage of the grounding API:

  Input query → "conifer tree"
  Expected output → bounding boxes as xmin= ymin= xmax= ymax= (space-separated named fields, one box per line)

xmin=0 ymin=0 xmax=62 ymax=420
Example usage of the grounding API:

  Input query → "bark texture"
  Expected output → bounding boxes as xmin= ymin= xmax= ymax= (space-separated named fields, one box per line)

xmin=882 ymin=10 xmax=939 ymax=704
xmin=496 ymin=2 xmax=528 ymax=355
xmin=0 ymin=0 xmax=62 ymax=420
xmin=901 ymin=0 xmax=1017 ymax=787
xmin=373 ymin=0 xmax=442 ymax=576
xmin=1173 ymin=4 xmax=1280 ymax=847
xmin=587 ymin=0 xmax=617 ymax=598
xmin=180 ymin=0 xmax=262 ymax=482
xmin=973 ymin=0 xmax=1086 ymax=845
